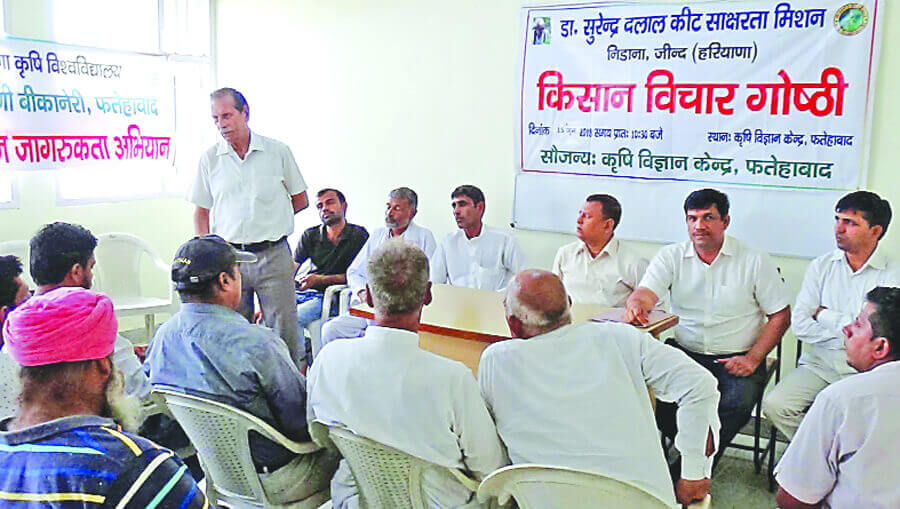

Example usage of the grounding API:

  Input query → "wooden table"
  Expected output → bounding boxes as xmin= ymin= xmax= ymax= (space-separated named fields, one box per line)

xmin=350 ymin=284 xmax=677 ymax=375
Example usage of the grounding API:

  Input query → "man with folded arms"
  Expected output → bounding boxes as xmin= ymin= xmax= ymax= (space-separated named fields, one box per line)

xmin=320 ymin=186 xmax=436 ymax=346
xmin=309 ymin=240 xmax=506 ymax=509
xmin=0 ymin=287 xmax=206 ymax=507
xmin=431 ymin=185 xmax=526 ymax=290
xmin=775 ymin=287 xmax=900 ymax=508
xmin=552 ymin=193 xmax=650 ymax=306
xmin=190 ymin=87 xmax=309 ymax=367
xmin=480 ymin=270 xmax=719 ymax=507
xmin=145 ymin=235 xmax=337 ymax=506
xmin=625 ymin=189 xmax=791 ymax=465
xmin=764 ymin=191 xmax=898 ymax=439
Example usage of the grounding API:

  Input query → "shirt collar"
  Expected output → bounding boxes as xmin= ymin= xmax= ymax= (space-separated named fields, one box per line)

xmin=577 ymin=236 xmax=618 ymax=259
xmin=830 ymin=244 xmax=889 ymax=271
xmin=179 ymin=302 xmax=247 ymax=321
xmin=319 ymin=223 xmax=354 ymax=244
xmin=364 ymin=325 xmax=420 ymax=346
xmin=683 ymin=235 xmax=734 ymax=259
xmin=0 ymin=415 xmax=116 ymax=445
xmin=387 ymin=222 xmax=417 ymax=239
xmin=215 ymin=130 xmax=263 ymax=157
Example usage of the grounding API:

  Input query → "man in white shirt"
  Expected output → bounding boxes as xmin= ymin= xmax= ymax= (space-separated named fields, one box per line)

xmin=775 ymin=287 xmax=900 ymax=509
xmin=764 ymin=191 xmax=898 ymax=439
xmin=0 ymin=255 xmax=30 ymax=417
xmin=320 ymin=187 xmax=436 ymax=347
xmin=481 ymin=270 xmax=719 ymax=507
xmin=431 ymin=185 xmax=526 ymax=290
xmin=625 ymin=188 xmax=791 ymax=464
xmin=308 ymin=239 xmax=507 ymax=509
xmin=552 ymin=194 xmax=649 ymax=306
xmin=189 ymin=88 xmax=309 ymax=367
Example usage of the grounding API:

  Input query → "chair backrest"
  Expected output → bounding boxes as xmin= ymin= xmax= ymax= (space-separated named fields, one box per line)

xmin=155 ymin=389 xmax=274 ymax=507
xmin=0 ymin=353 xmax=20 ymax=418
xmin=92 ymin=233 xmax=164 ymax=300
xmin=476 ymin=464 xmax=674 ymax=509
xmin=325 ymin=424 xmax=430 ymax=509
xmin=0 ymin=240 xmax=33 ymax=289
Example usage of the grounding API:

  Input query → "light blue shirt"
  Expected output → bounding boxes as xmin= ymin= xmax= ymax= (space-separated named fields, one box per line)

xmin=144 ymin=302 xmax=308 ymax=469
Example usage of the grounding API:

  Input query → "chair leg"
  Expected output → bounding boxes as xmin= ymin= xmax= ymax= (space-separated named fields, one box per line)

xmin=768 ymin=425 xmax=778 ymax=492
xmin=753 ymin=400 xmax=762 ymax=473
xmin=145 ymin=314 xmax=156 ymax=342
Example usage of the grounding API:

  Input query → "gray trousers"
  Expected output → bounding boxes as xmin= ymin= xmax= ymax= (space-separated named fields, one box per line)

xmin=237 ymin=239 xmax=301 ymax=367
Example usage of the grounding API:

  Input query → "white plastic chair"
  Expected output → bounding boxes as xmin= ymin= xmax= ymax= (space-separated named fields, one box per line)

xmin=156 ymin=389 xmax=327 ymax=509
xmin=476 ymin=464 xmax=711 ymax=509
xmin=309 ymin=421 xmax=479 ymax=509
xmin=0 ymin=352 xmax=20 ymax=418
xmin=302 ymin=284 xmax=347 ymax=360
xmin=0 ymin=240 xmax=34 ymax=289
xmin=92 ymin=233 xmax=176 ymax=339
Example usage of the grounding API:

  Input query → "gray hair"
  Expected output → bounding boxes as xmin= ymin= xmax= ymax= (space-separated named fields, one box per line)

xmin=210 ymin=87 xmax=248 ymax=113
xmin=367 ymin=239 xmax=429 ymax=315
xmin=504 ymin=278 xmax=572 ymax=333
xmin=389 ymin=187 xmax=418 ymax=211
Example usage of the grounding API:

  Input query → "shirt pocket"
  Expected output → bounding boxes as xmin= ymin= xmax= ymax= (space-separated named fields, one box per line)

xmin=252 ymin=175 xmax=289 ymax=203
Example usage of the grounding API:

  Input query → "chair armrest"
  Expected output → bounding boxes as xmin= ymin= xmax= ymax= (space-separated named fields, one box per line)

xmin=338 ymin=289 xmax=352 ymax=315
xmin=448 ymin=469 xmax=480 ymax=492
xmin=321 ymin=284 xmax=348 ymax=317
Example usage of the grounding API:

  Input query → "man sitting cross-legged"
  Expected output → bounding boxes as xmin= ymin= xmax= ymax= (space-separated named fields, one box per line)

xmin=144 ymin=235 xmax=338 ymax=505
xmin=308 ymin=239 xmax=507 ymax=509
xmin=480 ymin=270 xmax=720 ymax=507
xmin=0 ymin=287 xmax=207 ymax=507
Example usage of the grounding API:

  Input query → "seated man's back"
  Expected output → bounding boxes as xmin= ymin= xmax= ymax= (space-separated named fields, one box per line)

xmin=480 ymin=321 xmax=718 ymax=507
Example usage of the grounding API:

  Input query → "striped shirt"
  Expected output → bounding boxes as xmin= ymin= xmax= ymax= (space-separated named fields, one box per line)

xmin=0 ymin=415 xmax=206 ymax=508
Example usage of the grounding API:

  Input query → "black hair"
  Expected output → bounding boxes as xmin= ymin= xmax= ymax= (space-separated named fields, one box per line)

xmin=0 ymin=255 xmax=23 ymax=308
xmin=867 ymin=286 xmax=900 ymax=360
xmin=586 ymin=194 xmax=623 ymax=229
xmin=317 ymin=188 xmax=346 ymax=204
xmin=684 ymin=188 xmax=730 ymax=217
xmin=451 ymin=185 xmax=486 ymax=206
xmin=176 ymin=264 xmax=238 ymax=303
xmin=29 ymin=222 xmax=97 ymax=286
xmin=836 ymin=191 xmax=891 ymax=239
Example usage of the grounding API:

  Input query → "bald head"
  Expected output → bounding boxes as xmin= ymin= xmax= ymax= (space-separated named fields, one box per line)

xmin=505 ymin=270 xmax=572 ymax=338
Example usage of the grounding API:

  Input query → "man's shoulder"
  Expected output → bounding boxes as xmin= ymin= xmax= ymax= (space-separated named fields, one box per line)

xmin=252 ymin=132 xmax=290 ymax=151
xmin=821 ymin=362 xmax=899 ymax=402
xmin=344 ymin=223 xmax=369 ymax=237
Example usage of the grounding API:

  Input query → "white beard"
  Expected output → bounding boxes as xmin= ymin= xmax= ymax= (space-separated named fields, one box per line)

xmin=104 ymin=367 xmax=142 ymax=432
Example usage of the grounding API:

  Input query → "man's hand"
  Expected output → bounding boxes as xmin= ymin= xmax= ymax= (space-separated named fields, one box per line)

xmin=715 ymin=353 xmax=762 ymax=377
xmin=357 ymin=288 xmax=369 ymax=304
xmin=623 ymin=290 xmax=653 ymax=326
xmin=675 ymin=478 xmax=710 ymax=506
xmin=812 ymin=306 xmax=826 ymax=320
xmin=297 ymin=274 xmax=325 ymax=291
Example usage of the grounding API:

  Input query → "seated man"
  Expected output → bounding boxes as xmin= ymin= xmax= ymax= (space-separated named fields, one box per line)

xmin=0 ymin=287 xmax=206 ymax=507
xmin=29 ymin=222 xmax=150 ymax=402
xmin=144 ymin=235 xmax=338 ymax=505
xmin=625 ymin=189 xmax=791 ymax=464
xmin=431 ymin=185 xmax=526 ymax=290
xmin=294 ymin=188 xmax=368 ymax=361
xmin=552 ymin=194 xmax=650 ymax=306
xmin=480 ymin=270 xmax=719 ymax=507
xmin=775 ymin=287 xmax=900 ymax=508
xmin=321 ymin=187 xmax=436 ymax=346
xmin=764 ymin=191 xmax=898 ymax=439
xmin=308 ymin=239 xmax=507 ymax=509
xmin=0 ymin=255 xmax=30 ymax=416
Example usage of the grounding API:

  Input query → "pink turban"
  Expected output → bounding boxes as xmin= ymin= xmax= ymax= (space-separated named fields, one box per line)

xmin=2 ymin=287 xmax=117 ymax=367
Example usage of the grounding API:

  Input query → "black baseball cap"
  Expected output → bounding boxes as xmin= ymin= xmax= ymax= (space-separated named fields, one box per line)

xmin=171 ymin=235 xmax=257 ymax=290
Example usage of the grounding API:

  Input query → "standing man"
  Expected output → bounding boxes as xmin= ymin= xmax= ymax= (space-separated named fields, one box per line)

xmin=552 ymin=194 xmax=650 ymax=306
xmin=294 ymin=189 xmax=368 ymax=363
xmin=775 ymin=287 xmax=900 ymax=508
xmin=431 ymin=185 xmax=526 ymax=290
xmin=308 ymin=240 xmax=506 ymax=508
xmin=189 ymin=87 xmax=309 ymax=367
xmin=320 ymin=187 xmax=436 ymax=346
xmin=764 ymin=191 xmax=898 ymax=439
xmin=625 ymin=189 xmax=791 ymax=464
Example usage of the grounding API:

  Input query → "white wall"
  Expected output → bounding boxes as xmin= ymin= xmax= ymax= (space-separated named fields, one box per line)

xmin=224 ymin=0 xmax=895 ymax=370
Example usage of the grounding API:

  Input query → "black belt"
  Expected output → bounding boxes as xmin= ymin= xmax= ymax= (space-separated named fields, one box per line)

xmin=230 ymin=236 xmax=286 ymax=253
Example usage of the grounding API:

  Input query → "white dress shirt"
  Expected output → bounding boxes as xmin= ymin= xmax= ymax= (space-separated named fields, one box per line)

xmin=552 ymin=237 xmax=649 ymax=306
xmin=479 ymin=322 xmax=720 ymax=507
xmin=430 ymin=226 xmax=527 ymax=291
xmin=775 ymin=361 xmax=900 ymax=508
xmin=639 ymin=236 xmax=790 ymax=355
xmin=792 ymin=246 xmax=900 ymax=377
xmin=346 ymin=222 xmax=437 ymax=295
xmin=189 ymin=132 xmax=307 ymax=244
xmin=308 ymin=326 xmax=507 ymax=508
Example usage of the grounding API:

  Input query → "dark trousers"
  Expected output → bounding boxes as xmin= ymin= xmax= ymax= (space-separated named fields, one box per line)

xmin=656 ymin=340 xmax=767 ymax=467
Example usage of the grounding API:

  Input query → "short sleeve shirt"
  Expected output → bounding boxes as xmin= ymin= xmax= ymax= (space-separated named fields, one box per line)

xmin=188 ymin=132 xmax=307 ymax=244
xmin=552 ymin=237 xmax=649 ymax=306
xmin=638 ymin=236 xmax=790 ymax=354
xmin=294 ymin=223 xmax=369 ymax=291
xmin=774 ymin=362 xmax=900 ymax=508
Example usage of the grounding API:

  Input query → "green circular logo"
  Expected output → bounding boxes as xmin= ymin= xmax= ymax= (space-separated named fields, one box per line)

xmin=834 ymin=4 xmax=869 ymax=35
